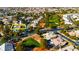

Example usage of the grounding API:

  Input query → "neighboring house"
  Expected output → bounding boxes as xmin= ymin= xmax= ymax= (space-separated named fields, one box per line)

xmin=75 ymin=18 xmax=79 ymax=21
xmin=68 ymin=30 xmax=76 ymax=36
xmin=0 ymin=17 xmax=3 ymax=20
xmin=2 ymin=18 xmax=9 ymax=25
xmin=13 ymin=20 xmax=18 ymax=24
xmin=71 ymin=14 xmax=79 ymax=21
xmin=30 ymin=16 xmax=43 ymax=28
xmin=7 ymin=16 xmax=13 ymax=21
xmin=72 ymin=14 xmax=78 ymax=19
xmin=39 ymin=20 xmax=46 ymax=28
xmin=63 ymin=14 xmax=79 ymax=24
xmin=52 ymin=36 xmax=62 ymax=46
xmin=25 ymin=17 xmax=33 ymax=23
xmin=42 ymin=31 xmax=67 ymax=47
xmin=68 ymin=30 xmax=79 ymax=37
xmin=75 ymin=30 xmax=79 ymax=37
xmin=42 ymin=31 xmax=56 ymax=40
xmin=5 ymin=42 xmax=14 ymax=51
xmin=25 ymin=17 xmax=33 ymax=20
xmin=39 ymin=22 xmax=45 ymax=28
xmin=0 ymin=40 xmax=14 ymax=51
xmin=51 ymin=35 xmax=66 ymax=46
xmin=11 ymin=23 xmax=26 ymax=32
xmin=63 ymin=14 xmax=72 ymax=24
xmin=30 ymin=21 xmax=37 ymax=28
xmin=59 ymin=45 xmax=78 ymax=51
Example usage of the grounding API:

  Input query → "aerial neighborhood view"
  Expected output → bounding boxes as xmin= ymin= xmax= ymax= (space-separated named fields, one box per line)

xmin=0 ymin=7 xmax=79 ymax=51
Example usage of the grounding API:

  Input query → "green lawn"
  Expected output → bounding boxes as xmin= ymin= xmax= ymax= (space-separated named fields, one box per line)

xmin=22 ymin=38 xmax=40 ymax=47
xmin=46 ymin=15 xmax=60 ymax=28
